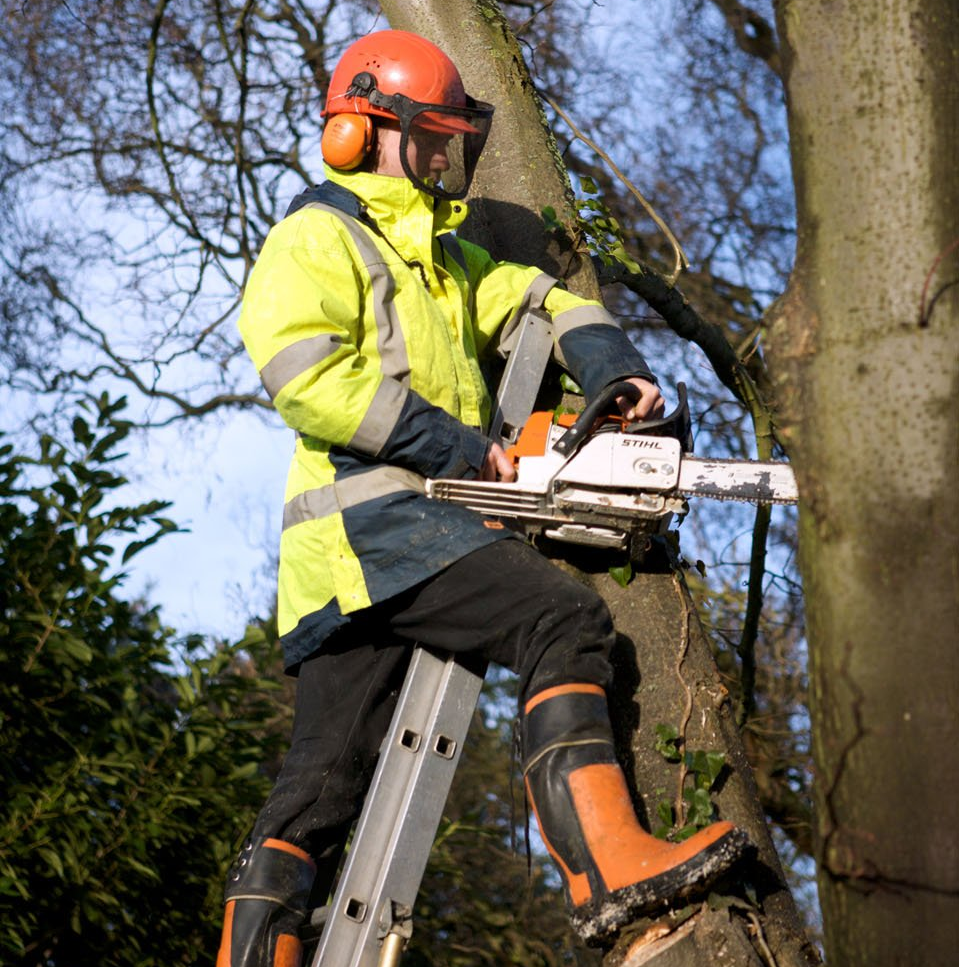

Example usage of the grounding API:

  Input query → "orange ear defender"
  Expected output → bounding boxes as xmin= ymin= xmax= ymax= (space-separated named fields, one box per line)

xmin=321 ymin=113 xmax=373 ymax=170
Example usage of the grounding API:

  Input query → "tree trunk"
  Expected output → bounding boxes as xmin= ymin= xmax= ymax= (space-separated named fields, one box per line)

xmin=575 ymin=550 xmax=818 ymax=967
xmin=380 ymin=2 xmax=818 ymax=964
xmin=767 ymin=1 xmax=959 ymax=964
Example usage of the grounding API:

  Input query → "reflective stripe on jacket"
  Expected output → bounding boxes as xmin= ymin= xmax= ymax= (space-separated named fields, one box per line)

xmin=239 ymin=166 xmax=655 ymax=671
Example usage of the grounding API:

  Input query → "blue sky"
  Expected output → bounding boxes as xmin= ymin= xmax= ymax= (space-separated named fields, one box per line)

xmin=119 ymin=406 xmax=291 ymax=641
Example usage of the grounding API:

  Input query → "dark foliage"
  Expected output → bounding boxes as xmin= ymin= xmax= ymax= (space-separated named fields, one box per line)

xmin=0 ymin=397 xmax=286 ymax=966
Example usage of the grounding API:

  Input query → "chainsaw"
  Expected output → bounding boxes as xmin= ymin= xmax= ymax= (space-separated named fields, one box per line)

xmin=427 ymin=361 xmax=797 ymax=557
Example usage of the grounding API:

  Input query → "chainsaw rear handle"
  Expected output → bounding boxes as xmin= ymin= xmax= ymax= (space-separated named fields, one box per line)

xmin=553 ymin=381 xmax=692 ymax=459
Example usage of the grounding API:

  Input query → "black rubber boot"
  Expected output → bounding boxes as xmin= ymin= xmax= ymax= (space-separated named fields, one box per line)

xmin=522 ymin=683 xmax=750 ymax=946
xmin=216 ymin=837 xmax=316 ymax=967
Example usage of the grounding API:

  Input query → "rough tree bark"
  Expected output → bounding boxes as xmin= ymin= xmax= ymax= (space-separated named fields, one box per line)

xmin=379 ymin=1 xmax=819 ymax=965
xmin=767 ymin=1 xmax=959 ymax=964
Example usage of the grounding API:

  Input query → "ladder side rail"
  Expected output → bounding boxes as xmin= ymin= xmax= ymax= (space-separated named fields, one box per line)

xmin=311 ymin=646 xmax=486 ymax=967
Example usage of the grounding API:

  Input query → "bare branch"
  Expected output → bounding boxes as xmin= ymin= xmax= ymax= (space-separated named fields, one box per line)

xmin=708 ymin=0 xmax=782 ymax=77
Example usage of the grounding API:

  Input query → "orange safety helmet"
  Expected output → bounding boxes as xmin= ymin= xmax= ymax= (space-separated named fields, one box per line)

xmin=321 ymin=30 xmax=494 ymax=199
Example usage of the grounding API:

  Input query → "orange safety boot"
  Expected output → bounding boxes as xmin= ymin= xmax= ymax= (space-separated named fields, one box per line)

xmin=216 ymin=837 xmax=316 ymax=967
xmin=521 ymin=683 xmax=749 ymax=946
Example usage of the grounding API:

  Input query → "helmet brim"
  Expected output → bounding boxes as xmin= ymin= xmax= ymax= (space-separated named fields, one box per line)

xmin=415 ymin=111 xmax=481 ymax=136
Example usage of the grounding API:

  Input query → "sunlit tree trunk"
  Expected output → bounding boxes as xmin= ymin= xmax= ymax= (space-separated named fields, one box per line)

xmin=381 ymin=2 xmax=818 ymax=964
xmin=768 ymin=1 xmax=959 ymax=963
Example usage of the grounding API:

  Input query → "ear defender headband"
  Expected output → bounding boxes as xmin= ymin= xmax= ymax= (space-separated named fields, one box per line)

xmin=321 ymin=113 xmax=374 ymax=170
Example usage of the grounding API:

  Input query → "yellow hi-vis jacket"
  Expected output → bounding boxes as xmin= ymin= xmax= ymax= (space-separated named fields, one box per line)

xmin=239 ymin=166 xmax=656 ymax=671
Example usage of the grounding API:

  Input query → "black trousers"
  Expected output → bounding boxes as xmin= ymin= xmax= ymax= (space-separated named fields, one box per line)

xmin=251 ymin=539 xmax=616 ymax=886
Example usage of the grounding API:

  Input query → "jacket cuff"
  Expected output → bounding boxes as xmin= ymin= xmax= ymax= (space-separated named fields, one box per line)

xmin=379 ymin=390 xmax=491 ymax=479
xmin=557 ymin=324 xmax=657 ymax=400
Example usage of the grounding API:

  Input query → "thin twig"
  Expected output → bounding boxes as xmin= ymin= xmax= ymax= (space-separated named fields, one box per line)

xmin=146 ymin=0 xmax=206 ymax=242
xmin=546 ymin=95 xmax=689 ymax=284
xmin=918 ymin=236 xmax=959 ymax=327
xmin=737 ymin=501 xmax=771 ymax=726
xmin=747 ymin=910 xmax=781 ymax=967
xmin=673 ymin=575 xmax=695 ymax=821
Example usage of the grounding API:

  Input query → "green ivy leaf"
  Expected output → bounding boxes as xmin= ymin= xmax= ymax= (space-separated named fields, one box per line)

xmin=541 ymin=205 xmax=562 ymax=232
xmin=657 ymin=800 xmax=674 ymax=827
xmin=683 ymin=786 xmax=715 ymax=827
xmin=654 ymin=723 xmax=682 ymax=762
xmin=609 ymin=562 xmax=633 ymax=587
xmin=705 ymin=751 xmax=726 ymax=787
xmin=558 ymin=373 xmax=582 ymax=394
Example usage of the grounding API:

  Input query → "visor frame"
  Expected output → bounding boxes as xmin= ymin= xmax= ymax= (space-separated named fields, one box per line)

xmin=360 ymin=80 xmax=494 ymax=200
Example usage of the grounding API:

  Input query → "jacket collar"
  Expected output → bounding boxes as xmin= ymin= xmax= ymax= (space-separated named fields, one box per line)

xmin=324 ymin=165 xmax=468 ymax=263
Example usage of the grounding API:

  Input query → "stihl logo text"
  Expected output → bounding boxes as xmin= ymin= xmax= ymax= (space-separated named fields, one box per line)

xmin=620 ymin=438 xmax=664 ymax=450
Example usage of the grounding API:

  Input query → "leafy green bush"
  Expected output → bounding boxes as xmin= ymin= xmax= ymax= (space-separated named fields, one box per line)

xmin=0 ymin=397 xmax=285 ymax=966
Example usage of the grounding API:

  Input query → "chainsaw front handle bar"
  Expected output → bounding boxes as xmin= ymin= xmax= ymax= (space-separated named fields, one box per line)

xmin=553 ymin=381 xmax=692 ymax=459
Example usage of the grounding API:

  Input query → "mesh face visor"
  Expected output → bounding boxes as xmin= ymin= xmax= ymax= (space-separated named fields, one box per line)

xmin=360 ymin=78 xmax=494 ymax=200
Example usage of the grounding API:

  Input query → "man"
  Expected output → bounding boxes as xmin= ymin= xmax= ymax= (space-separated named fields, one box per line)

xmin=216 ymin=29 xmax=747 ymax=967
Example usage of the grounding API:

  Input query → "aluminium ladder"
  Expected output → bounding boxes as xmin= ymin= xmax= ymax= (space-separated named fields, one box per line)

xmin=309 ymin=646 xmax=486 ymax=967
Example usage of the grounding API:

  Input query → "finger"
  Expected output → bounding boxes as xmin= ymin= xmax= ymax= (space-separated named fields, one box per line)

xmin=617 ymin=394 xmax=649 ymax=420
xmin=496 ymin=453 xmax=517 ymax=482
xmin=622 ymin=387 xmax=665 ymax=421
xmin=490 ymin=444 xmax=517 ymax=482
xmin=640 ymin=392 xmax=666 ymax=420
xmin=478 ymin=455 xmax=495 ymax=481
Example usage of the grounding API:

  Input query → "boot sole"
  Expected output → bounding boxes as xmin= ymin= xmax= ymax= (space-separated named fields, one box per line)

xmin=569 ymin=826 xmax=751 ymax=946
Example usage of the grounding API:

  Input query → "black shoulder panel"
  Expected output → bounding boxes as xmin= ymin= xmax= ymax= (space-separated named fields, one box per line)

xmin=284 ymin=181 xmax=364 ymax=220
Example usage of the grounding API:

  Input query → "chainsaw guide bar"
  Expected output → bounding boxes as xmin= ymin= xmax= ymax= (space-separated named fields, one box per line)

xmin=678 ymin=456 xmax=798 ymax=505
